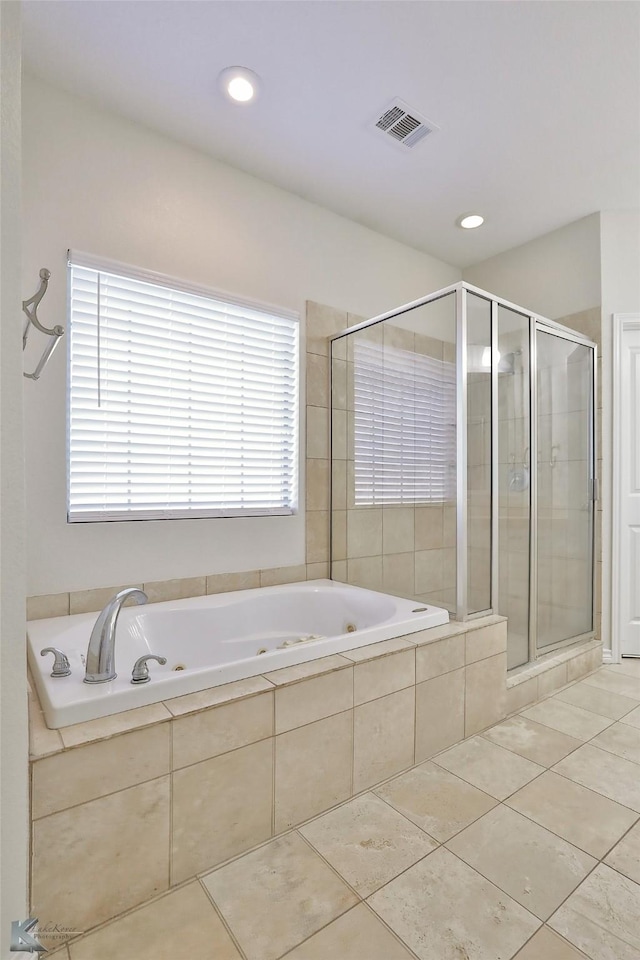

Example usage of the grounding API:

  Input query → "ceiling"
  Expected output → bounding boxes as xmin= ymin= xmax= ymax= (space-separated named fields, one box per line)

xmin=21 ymin=1 xmax=640 ymax=268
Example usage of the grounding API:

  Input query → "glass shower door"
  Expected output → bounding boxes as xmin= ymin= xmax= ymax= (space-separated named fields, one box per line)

xmin=535 ymin=328 xmax=595 ymax=650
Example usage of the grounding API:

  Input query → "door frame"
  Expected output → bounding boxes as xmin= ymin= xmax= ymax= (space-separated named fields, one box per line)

xmin=529 ymin=321 xmax=598 ymax=660
xmin=611 ymin=313 xmax=640 ymax=661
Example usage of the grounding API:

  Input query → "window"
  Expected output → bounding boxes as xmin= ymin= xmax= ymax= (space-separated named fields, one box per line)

xmin=353 ymin=338 xmax=456 ymax=505
xmin=67 ymin=254 xmax=298 ymax=521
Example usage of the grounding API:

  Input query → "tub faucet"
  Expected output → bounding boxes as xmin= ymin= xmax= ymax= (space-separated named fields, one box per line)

xmin=84 ymin=588 xmax=148 ymax=683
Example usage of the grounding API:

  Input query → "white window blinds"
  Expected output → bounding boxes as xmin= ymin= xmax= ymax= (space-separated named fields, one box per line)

xmin=68 ymin=256 xmax=299 ymax=521
xmin=353 ymin=339 xmax=456 ymax=505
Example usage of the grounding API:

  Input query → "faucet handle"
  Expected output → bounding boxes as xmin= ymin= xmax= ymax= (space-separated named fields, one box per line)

xmin=40 ymin=647 xmax=71 ymax=677
xmin=131 ymin=654 xmax=167 ymax=684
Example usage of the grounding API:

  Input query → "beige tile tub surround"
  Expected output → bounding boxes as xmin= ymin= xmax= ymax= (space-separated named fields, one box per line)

xmin=29 ymin=612 xmax=610 ymax=946
xmin=275 ymin=709 xmax=353 ymax=832
xmin=44 ymin=659 xmax=639 ymax=959
xmin=32 ymin=722 xmax=170 ymax=819
xmin=31 ymin=777 xmax=171 ymax=936
xmin=172 ymin=737 xmax=274 ymax=883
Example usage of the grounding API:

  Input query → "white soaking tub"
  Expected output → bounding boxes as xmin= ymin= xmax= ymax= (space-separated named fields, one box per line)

xmin=27 ymin=579 xmax=448 ymax=728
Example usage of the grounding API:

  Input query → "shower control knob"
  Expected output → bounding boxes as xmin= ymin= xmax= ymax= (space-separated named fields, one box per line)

xmin=40 ymin=647 xmax=72 ymax=677
xmin=131 ymin=654 xmax=167 ymax=684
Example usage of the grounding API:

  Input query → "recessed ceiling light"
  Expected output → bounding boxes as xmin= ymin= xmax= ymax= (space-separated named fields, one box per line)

xmin=219 ymin=66 xmax=260 ymax=104
xmin=457 ymin=214 xmax=484 ymax=229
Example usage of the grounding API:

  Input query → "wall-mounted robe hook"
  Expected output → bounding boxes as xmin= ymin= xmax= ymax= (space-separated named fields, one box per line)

xmin=22 ymin=268 xmax=64 ymax=381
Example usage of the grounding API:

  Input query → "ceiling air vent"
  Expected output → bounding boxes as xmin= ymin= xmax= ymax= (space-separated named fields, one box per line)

xmin=372 ymin=98 xmax=439 ymax=150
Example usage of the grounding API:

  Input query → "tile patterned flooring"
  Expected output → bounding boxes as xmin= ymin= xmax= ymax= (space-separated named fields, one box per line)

xmin=62 ymin=662 xmax=640 ymax=960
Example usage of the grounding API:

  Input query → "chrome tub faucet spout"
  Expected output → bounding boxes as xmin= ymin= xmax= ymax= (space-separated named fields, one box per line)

xmin=84 ymin=587 xmax=148 ymax=683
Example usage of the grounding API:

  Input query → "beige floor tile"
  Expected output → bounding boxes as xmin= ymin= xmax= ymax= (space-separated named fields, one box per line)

xmin=433 ymin=736 xmax=545 ymax=801
xmin=621 ymin=705 xmax=640 ymax=729
xmin=300 ymin=793 xmax=436 ymax=897
xmin=549 ymin=864 xmax=640 ymax=960
xmin=368 ymin=847 xmax=540 ymax=960
xmin=555 ymin=681 xmax=640 ymax=720
xmin=283 ymin=903 xmax=414 ymax=960
xmin=202 ymin=832 xmax=358 ymax=960
xmin=447 ymin=805 xmax=595 ymax=921
xmin=604 ymin=821 xmax=640 ymax=884
xmin=522 ymin=698 xmax=613 ymax=741
xmin=611 ymin=660 xmax=640 ymax=677
xmin=514 ymin=925 xmax=588 ymax=959
xmin=375 ymin=761 xmax=497 ymax=842
xmin=506 ymin=770 xmax=639 ymax=859
xmin=32 ymin=778 xmax=170 ymax=935
xmin=481 ymin=715 xmax=581 ymax=767
xmin=584 ymin=669 xmax=640 ymax=701
xmin=275 ymin=710 xmax=352 ymax=832
xmin=353 ymin=687 xmax=415 ymax=793
xmin=553 ymin=743 xmax=640 ymax=812
xmin=591 ymin=721 xmax=640 ymax=765
xmin=172 ymin=739 xmax=273 ymax=882
xmin=68 ymin=883 xmax=241 ymax=960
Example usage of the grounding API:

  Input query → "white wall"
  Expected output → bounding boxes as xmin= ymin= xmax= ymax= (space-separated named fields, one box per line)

xmin=22 ymin=75 xmax=460 ymax=596
xmin=0 ymin=2 xmax=29 ymax=953
xmin=599 ymin=210 xmax=640 ymax=658
xmin=463 ymin=214 xmax=601 ymax=319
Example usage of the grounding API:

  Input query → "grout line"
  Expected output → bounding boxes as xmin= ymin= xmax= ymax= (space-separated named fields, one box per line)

xmin=511 ymin=924 xmax=587 ymax=960
xmin=57 ymin=875 xmax=207 ymax=952
xmin=272 ymin=685 xmax=276 ymax=839
xmin=168 ymin=721 xmax=173 ymax=889
xmin=197 ymin=876 xmax=250 ymax=960
xmin=593 ymin=814 xmax=640 ymax=865
xmin=350 ymin=661 xmax=355 ymax=797
xmin=32 ymin=766 xmax=172 ymax=822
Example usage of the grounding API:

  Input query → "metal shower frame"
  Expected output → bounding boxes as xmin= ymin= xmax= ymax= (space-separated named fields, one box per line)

xmin=329 ymin=281 xmax=598 ymax=666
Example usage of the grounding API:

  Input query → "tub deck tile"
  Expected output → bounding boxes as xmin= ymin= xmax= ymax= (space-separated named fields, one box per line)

xmin=163 ymin=675 xmax=275 ymax=717
xmin=264 ymin=654 xmax=352 ymax=687
xmin=60 ymin=702 xmax=172 ymax=748
xmin=341 ymin=636 xmax=416 ymax=663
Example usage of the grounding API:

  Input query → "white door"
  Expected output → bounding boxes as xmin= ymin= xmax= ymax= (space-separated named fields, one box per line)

xmin=616 ymin=317 xmax=640 ymax=657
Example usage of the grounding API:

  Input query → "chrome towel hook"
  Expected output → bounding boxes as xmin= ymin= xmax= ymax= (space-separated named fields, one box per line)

xmin=22 ymin=268 xmax=64 ymax=380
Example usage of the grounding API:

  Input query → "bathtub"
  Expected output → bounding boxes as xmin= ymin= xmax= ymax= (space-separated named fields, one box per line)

xmin=27 ymin=579 xmax=448 ymax=728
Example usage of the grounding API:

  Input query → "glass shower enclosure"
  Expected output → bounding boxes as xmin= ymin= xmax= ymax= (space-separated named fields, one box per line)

xmin=329 ymin=282 xmax=597 ymax=669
